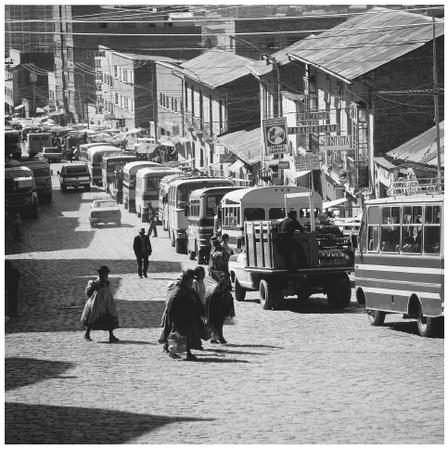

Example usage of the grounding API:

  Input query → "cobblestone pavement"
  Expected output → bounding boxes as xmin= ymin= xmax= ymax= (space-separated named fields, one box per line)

xmin=5 ymin=164 xmax=444 ymax=444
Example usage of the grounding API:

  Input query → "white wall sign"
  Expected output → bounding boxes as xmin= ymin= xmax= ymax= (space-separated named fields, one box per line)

xmin=319 ymin=135 xmax=354 ymax=151
xmin=263 ymin=117 xmax=288 ymax=154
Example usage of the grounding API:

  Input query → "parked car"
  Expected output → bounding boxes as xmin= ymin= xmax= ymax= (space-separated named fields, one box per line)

xmin=58 ymin=163 xmax=91 ymax=192
xmin=89 ymin=199 xmax=122 ymax=227
xmin=39 ymin=146 xmax=63 ymax=163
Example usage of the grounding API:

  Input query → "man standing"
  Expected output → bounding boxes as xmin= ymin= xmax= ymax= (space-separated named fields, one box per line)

xmin=133 ymin=227 xmax=152 ymax=278
xmin=147 ymin=202 xmax=158 ymax=237
xmin=278 ymin=209 xmax=304 ymax=269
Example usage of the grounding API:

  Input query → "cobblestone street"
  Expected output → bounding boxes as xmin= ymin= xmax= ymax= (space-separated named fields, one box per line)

xmin=5 ymin=167 xmax=444 ymax=444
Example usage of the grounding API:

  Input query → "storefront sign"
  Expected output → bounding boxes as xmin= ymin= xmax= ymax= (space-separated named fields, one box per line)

xmin=295 ymin=153 xmax=320 ymax=171
xmin=319 ymin=135 xmax=354 ymax=151
xmin=278 ymin=160 xmax=290 ymax=169
xmin=297 ymin=111 xmax=330 ymax=124
xmin=263 ymin=117 xmax=288 ymax=154
xmin=289 ymin=124 xmax=339 ymax=135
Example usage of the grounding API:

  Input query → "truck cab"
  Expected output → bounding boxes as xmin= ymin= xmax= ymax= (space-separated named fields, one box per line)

xmin=20 ymin=159 xmax=53 ymax=203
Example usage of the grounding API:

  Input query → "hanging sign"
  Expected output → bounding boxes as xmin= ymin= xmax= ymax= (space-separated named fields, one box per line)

xmin=288 ymin=124 xmax=339 ymax=135
xmin=278 ymin=160 xmax=290 ymax=169
xmin=319 ymin=135 xmax=354 ymax=151
xmin=295 ymin=153 xmax=320 ymax=171
xmin=263 ymin=117 xmax=288 ymax=154
xmin=297 ymin=111 xmax=330 ymax=124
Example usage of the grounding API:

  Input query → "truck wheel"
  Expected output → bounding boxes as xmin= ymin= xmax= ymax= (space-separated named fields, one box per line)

xmin=296 ymin=289 xmax=310 ymax=302
xmin=259 ymin=279 xmax=281 ymax=310
xmin=234 ymin=278 xmax=246 ymax=302
xmin=417 ymin=304 xmax=443 ymax=337
xmin=367 ymin=309 xmax=386 ymax=326
xmin=327 ymin=273 xmax=352 ymax=308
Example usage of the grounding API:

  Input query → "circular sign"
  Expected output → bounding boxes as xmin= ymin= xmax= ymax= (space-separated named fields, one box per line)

xmin=30 ymin=73 xmax=37 ymax=83
xmin=267 ymin=126 xmax=285 ymax=145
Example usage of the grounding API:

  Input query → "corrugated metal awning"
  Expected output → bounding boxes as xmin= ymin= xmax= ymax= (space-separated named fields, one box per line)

xmin=323 ymin=198 xmax=348 ymax=209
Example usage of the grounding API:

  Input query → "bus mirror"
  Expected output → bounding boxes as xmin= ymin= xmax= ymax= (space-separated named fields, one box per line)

xmin=57 ymin=170 xmax=60 ymax=175
xmin=351 ymin=235 xmax=358 ymax=249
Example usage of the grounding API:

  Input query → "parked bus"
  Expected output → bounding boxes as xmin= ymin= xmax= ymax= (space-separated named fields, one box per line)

xmin=122 ymin=161 xmax=163 ymax=212
xmin=355 ymin=178 xmax=444 ymax=337
xmin=26 ymin=132 xmax=52 ymax=158
xmin=168 ymin=177 xmax=234 ymax=254
xmin=86 ymin=146 xmax=125 ymax=186
xmin=220 ymin=186 xmax=323 ymax=253
xmin=5 ymin=166 xmax=39 ymax=218
xmin=101 ymin=154 xmax=136 ymax=193
xmin=20 ymin=159 xmax=52 ymax=203
xmin=159 ymin=172 xmax=189 ymax=231
xmin=5 ymin=128 xmax=21 ymax=159
xmin=79 ymin=142 xmax=115 ymax=161
xmin=187 ymin=186 xmax=242 ymax=264
xmin=135 ymin=167 xmax=182 ymax=222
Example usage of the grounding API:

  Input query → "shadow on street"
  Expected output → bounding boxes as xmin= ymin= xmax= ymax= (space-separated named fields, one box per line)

xmin=5 ymin=402 xmax=214 ymax=444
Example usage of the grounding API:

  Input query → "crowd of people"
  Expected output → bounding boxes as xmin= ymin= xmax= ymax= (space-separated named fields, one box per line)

xmin=80 ymin=233 xmax=236 ymax=361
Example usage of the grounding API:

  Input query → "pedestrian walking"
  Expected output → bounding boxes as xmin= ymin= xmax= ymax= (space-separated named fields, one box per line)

xmin=133 ymin=227 xmax=152 ymax=278
xmin=220 ymin=233 xmax=234 ymax=258
xmin=5 ymin=261 xmax=20 ymax=318
xmin=192 ymin=266 xmax=206 ymax=305
xmin=159 ymin=269 xmax=204 ymax=360
xmin=81 ymin=265 xmax=119 ymax=343
xmin=12 ymin=213 xmax=22 ymax=240
xmin=146 ymin=203 xmax=158 ymax=237
xmin=204 ymin=277 xmax=234 ymax=344
xmin=208 ymin=237 xmax=229 ymax=283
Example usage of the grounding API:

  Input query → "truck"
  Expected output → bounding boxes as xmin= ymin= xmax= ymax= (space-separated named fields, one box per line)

xmin=5 ymin=166 xmax=39 ymax=218
xmin=20 ymin=159 xmax=53 ymax=203
xmin=229 ymin=192 xmax=354 ymax=310
xmin=25 ymin=132 xmax=52 ymax=158
xmin=39 ymin=146 xmax=64 ymax=163
xmin=5 ymin=128 xmax=21 ymax=159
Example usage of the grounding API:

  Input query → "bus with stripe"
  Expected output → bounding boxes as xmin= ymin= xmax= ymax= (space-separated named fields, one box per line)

xmin=354 ymin=179 xmax=443 ymax=337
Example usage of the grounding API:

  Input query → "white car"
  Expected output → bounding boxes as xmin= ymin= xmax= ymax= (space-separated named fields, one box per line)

xmin=89 ymin=199 xmax=121 ymax=227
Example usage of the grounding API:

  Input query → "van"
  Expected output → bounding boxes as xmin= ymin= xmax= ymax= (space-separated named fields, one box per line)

xmin=58 ymin=163 xmax=91 ymax=192
xmin=20 ymin=159 xmax=53 ymax=203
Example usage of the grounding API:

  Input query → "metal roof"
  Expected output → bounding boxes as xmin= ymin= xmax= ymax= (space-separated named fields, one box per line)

xmin=253 ymin=8 xmax=444 ymax=80
xmin=217 ymin=127 xmax=262 ymax=165
xmin=180 ymin=50 xmax=256 ymax=89
xmin=386 ymin=121 xmax=444 ymax=168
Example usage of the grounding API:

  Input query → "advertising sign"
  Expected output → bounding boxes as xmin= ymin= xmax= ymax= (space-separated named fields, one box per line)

xmin=278 ymin=160 xmax=290 ymax=169
xmin=297 ymin=111 xmax=330 ymax=124
xmin=263 ymin=117 xmax=288 ymax=154
xmin=295 ymin=153 xmax=320 ymax=171
xmin=319 ymin=135 xmax=354 ymax=151
xmin=288 ymin=124 xmax=339 ymax=135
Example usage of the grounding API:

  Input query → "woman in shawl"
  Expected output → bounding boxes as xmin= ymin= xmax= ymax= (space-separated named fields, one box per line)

xmin=81 ymin=265 xmax=119 ymax=343
xmin=208 ymin=238 xmax=230 ymax=283
xmin=159 ymin=269 xmax=204 ymax=360
xmin=204 ymin=276 xmax=234 ymax=344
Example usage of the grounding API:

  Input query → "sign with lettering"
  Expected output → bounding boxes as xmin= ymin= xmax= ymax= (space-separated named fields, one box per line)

xmin=319 ymin=135 xmax=354 ymax=151
xmin=278 ymin=160 xmax=290 ymax=169
xmin=263 ymin=117 xmax=288 ymax=154
xmin=297 ymin=111 xmax=330 ymax=124
xmin=295 ymin=153 xmax=320 ymax=171
xmin=288 ymin=124 xmax=339 ymax=135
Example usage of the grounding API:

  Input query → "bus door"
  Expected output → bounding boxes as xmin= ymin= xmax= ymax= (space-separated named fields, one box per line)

xmin=187 ymin=198 xmax=201 ymax=255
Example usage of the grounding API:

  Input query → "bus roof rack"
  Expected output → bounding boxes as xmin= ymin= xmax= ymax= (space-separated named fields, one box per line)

xmin=387 ymin=177 xmax=444 ymax=197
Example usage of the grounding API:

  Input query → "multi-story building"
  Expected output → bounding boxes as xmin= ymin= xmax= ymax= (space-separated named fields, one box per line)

xmin=5 ymin=49 xmax=54 ymax=117
xmin=179 ymin=50 xmax=260 ymax=171
xmin=53 ymin=6 xmax=202 ymax=124
xmin=94 ymin=46 xmax=181 ymax=131
xmin=251 ymin=8 xmax=444 ymax=213
xmin=5 ymin=5 xmax=54 ymax=56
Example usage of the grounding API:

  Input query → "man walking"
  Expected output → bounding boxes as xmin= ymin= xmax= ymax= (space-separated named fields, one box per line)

xmin=147 ymin=202 xmax=158 ymax=237
xmin=133 ymin=227 xmax=152 ymax=278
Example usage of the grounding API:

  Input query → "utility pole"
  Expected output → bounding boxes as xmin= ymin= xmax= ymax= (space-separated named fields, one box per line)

xmin=84 ymin=74 xmax=89 ymax=128
xmin=432 ymin=16 xmax=442 ymax=184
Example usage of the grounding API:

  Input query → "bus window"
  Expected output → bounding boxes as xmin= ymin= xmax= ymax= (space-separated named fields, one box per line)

xmin=244 ymin=208 xmax=265 ymax=221
xmin=424 ymin=205 xmax=441 ymax=254
xmin=206 ymin=196 xmax=218 ymax=217
xmin=367 ymin=206 xmax=380 ymax=251
xmin=402 ymin=205 xmax=422 ymax=253
xmin=381 ymin=206 xmax=400 ymax=252
xmin=269 ymin=207 xmax=285 ymax=220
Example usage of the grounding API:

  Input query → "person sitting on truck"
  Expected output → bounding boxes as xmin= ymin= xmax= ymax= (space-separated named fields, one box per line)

xmin=278 ymin=209 xmax=304 ymax=269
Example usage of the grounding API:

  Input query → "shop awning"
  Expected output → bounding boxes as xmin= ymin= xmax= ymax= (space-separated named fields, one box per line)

xmin=228 ymin=159 xmax=245 ymax=172
xmin=323 ymin=198 xmax=348 ymax=210
xmin=294 ymin=170 xmax=311 ymax=179
xmin=14 ymin=104 xmax=24 ymax=110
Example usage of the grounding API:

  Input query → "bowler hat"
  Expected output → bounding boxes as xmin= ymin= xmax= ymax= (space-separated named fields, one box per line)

xmin=97 ymin=265 xmax=110 ymax=274
xmin=139 ymin=227 xmax=146 ymax=234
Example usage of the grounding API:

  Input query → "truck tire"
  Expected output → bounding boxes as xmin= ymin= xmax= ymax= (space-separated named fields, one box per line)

xmin=259 ymin=279 xmax=281 ymax=310
xmin=234 ymin=278 xmax=246 ymax=302
xmin=417 ymin=303 xmax=443 ymax=337
xmin=367 ymin=309 xmax=386 ymax=326
xmin=327 ymin=273 xmax=352 ymax=308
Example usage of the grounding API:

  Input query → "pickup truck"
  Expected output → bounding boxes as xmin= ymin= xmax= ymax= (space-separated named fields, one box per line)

xmin=39 ymin=146 xmax=63 ymax=163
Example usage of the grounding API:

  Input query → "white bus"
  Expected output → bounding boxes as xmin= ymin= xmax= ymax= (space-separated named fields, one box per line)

xmin=86 ymin=146 xmax=125 ymax=186
xmin=220 ymin=186 xmax=323 ymax=252
xmin=167 ymin=177 xmax=234 ymax=253
xmin=159 ymin=172 xmax=189 ymax=231
xmin=135 ymin=166 xmax=182 ymax=222
xmin=122 ymin=161 xmax=163 ymax=212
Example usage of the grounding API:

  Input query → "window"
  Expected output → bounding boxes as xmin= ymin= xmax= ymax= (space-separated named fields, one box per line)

xmin=269 ymin=208 xmax=285 ymax=220
xmin=402 ymin=205 xmax=422 ymax=253
xmin=114 ymin=66 xmax=118 ymax=78
xmin=380 ymin=206 xmax=400 ymax=252
xmin=206 ymin=196 xmax=218 ymax=217
xmin=223 ymin=207 xmax=241 ymax=227
xmin=424 ymin=204 xmax=441 ymax=254
xmin=367 ymin=206 xmax=380 ymax=252
xmin=244 ymin=208 xmax=265 ymax=221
